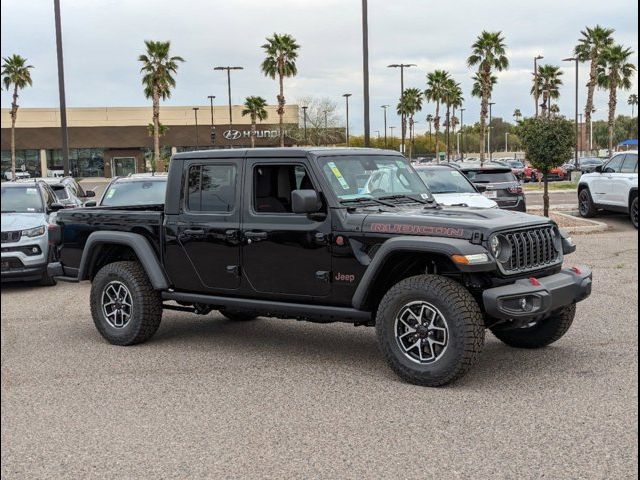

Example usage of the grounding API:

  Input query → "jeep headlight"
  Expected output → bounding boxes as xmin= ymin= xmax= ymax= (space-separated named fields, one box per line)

xmin=22 ymin=226 xmax=46 ymax=237
xmin=489 ymin=234 xmax=512 ymax=263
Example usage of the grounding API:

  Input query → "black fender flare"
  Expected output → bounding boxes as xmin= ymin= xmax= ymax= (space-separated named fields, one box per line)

xmin=351 ymin=236 xmax=494 ymax=310
xmin=78 ymin=231 xmax=169 ymax=290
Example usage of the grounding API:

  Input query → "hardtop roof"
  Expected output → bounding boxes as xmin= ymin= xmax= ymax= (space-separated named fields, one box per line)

xmin=172 ymin=147 xmax=403 ymax=161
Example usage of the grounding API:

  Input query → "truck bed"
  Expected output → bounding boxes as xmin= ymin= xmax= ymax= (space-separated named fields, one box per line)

xmin=56 ymin=205 xmax=164 ymax=272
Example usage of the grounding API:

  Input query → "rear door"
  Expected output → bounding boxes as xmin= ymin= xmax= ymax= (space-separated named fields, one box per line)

xmin=163 ymin=158 xmax=243 ymax=293
xmin=610 ymin=153 xmax=638 ymax=206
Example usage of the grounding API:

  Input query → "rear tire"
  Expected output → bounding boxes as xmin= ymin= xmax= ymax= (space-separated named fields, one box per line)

xmin=220 ymin=309 xmax=259 ymax=322
xmin=90 ymin=261 xmax=162 ymax=345
xmin=491 ymin=304 xmax=576 ymax=349
xmin=375 ymin=275 xmax=485 ymax=387
xmin=630 ymin=195 xmax=638 ymax=229
xmin=578 ymin=188 xmax=598 ymax=218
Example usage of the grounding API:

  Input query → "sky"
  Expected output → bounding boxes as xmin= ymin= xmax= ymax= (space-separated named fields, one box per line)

xmin=1 ymin=0 xmax=638 ymax=135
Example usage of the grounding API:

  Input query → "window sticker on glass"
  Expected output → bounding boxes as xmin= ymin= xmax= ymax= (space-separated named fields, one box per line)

xmin=327 ymin=161 xmax=350 ymax=190
xmin=106 ymin=189 xmax=116 ymax=199
xmin=26 ymin=188 xmax=37 ymax=195
xmin=395 ymin=160 xmax=406 ymax=168
xmin=420 ymin=193 xmax=430 ymax=200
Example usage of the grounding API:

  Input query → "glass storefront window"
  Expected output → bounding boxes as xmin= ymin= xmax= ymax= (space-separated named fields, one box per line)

xmin=1 ymin=150 xmax=41 ymax=179
xmin=47 ymin=148 xmax=105 ymax=177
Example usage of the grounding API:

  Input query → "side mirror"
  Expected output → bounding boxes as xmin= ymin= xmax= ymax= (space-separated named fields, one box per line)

xmin=84 ymin=201 xmax=97 ymax=207
xmin=291 ymin=189 xmax=321 ymax=214
xmin=84 ymin=190 xmax=96 ymax=198
xmin=595 ymin=165 xmax=603 ymax=173
xmin=48 ymin=203 xmax=65 ymax=212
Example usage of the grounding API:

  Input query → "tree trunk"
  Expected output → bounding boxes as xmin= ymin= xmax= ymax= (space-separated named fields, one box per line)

xmin=584 ymin=57 xmax=598 ymax=140
xmin=543 ymin=172 xmax=550 ymax=217
xmin=152 ymin=89 xmax=161 ymax=172
xmin=445 ymin=104 xmax=451 ymax=162
xmin=607 ymin=80 xmax=617 ymax=158
xmin=251 ymin=119 xmax=256 ymax=148
xmin=10 ymin=85 xmax=18 ymax=181
xmin=277 ymin=64 xmax=285 ymax=147
xmin=479 ymin=88 xmax=488 ymax=165
xmin=434 ymin=102 xmax=440 ymax=163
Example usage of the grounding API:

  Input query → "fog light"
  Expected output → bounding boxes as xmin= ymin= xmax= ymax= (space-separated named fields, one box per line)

xmin=32 ymin=247 xmax=39 ymax=254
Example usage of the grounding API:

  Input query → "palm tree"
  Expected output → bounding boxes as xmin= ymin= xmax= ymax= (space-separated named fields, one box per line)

xmin=628 ymin=93 xmax=639 ymax=117
xmin=426 ymin=114 xmax=434 ymax=137
xmin=138 ymin=40 xmax=184 ymax=172
xmin=1 ymin=55 xmax=33 ymax=181
xmin=425 ymin=70 xmax=452 ymax=162
xmin=574 ymin=25 xmax=615 ymax=134
xmin=241 ymin=96 xmax=269 ymax=148
xmin=597 ymin=44 xmax=636 ymax=157
xmin=549 ymin=104 xmax=561 ymax=117
xmin=513 ymin=108 xmax=522 ymax=122
xmin=261 ymin=33 xmax=300 ymax=147
xmin=467 ymin=31 xmax=509 ymax=164
xmin=531 ymin=64 xmax=563 ymax=117
xmin=442 ymin=79 xmax=463 ymax=161
xmin=396 ymin=88 xmax=423 ymax=160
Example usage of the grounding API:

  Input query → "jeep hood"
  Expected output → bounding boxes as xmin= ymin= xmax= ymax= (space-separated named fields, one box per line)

xmin=361 ymin=206 xmax=552 ymax=240
xmin=1 ymin=213 xmax=48 ymax=232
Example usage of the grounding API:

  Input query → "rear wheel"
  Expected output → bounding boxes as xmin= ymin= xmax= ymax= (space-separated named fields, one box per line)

xmin=578 ymin=188 xmax=598 ymax=218
xmin=491 ymin=304 xmax=576 ymax=349
xmin=90 ymin=261 xmax=162 ymax=345
xmin=630 ymin=195 xmax=638 ymax=229
xmin=376 ymin=275 xmax=485 ymax=387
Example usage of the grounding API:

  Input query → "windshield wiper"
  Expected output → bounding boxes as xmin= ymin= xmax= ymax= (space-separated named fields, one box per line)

xmin=1 ymin=210 xmax=17 ymax=213
xmin=377 ymin=194 xmax=432 ymax=205
xmin=339 ymin=197 xmax=388 ymax=206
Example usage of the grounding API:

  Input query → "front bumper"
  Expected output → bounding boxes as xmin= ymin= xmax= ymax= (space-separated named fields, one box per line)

xmin=1 ymin=234 xmax=49 ymax=282
xmin=1 ymin=261 xmax=47 ymax=281
xmin=498 ymin=196 xmax=527 ymax=212
xmin=483 ymin=266 xmax=592 ymax=321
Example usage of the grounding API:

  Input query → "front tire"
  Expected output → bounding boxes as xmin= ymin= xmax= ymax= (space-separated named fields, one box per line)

xmin=90 ymin=261 xmax=162 ymax=345
xmin=491 ymin=304 xmax=576 ymax=349
xmin=376 ymin=275 xmax=485 ymax=387
xmin=578 ymin=188 xmax=598 ymax=218
xmin=630 ymin=195 xmax=638 ymax=229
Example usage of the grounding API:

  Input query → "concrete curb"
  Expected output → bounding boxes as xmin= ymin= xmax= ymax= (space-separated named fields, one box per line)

xmin=553 ymin=211 xmax=609 ymax=234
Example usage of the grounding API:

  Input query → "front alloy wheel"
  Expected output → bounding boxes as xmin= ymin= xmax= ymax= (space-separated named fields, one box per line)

xmin=395 ymin=301 xmax=449 ymax=365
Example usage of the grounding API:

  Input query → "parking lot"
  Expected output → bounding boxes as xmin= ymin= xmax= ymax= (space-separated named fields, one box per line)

xmin=1 ymin=227 xmax=637 ymax=479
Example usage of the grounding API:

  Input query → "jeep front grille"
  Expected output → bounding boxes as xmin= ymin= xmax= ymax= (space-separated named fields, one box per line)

xmin=1 ymin=230 xmax=22 ymax=243
xmin=502 ymin=226 xmax=560 ymax=274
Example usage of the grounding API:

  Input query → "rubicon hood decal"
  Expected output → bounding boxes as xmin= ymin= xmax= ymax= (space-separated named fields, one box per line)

xmin=368 ymin=222 xmax=466 ymax=238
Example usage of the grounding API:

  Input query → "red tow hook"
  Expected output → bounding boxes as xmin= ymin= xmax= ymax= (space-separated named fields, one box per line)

xmin=570 ymin=266 xmax=582 ymax=275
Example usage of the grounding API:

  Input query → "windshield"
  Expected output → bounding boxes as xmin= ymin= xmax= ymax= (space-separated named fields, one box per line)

xmin=1 ymin=186 xmax=44 ymax=213
xmin=417 ymin=169 xmax=476 ymax=194
xmin=462 ymin=170 xmax=516 ymax=183
xmin=580 ymin=158 xmax=602 ymax=165
xmin=101 ymin=180 xmax=167 ymax=206
xmin=318 ymin=155 xmax=432 ymax=201
xmin=507 ymin=160 xmax=524 ymax=168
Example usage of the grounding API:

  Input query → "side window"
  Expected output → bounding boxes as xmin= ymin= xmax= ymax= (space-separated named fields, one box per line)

xmin=187 ymin=164 xmax=236 ymax=212
xmin=621 ymin=154 xmax=638 ymax=174
xmin=603 ymin=155 xmax=625 ymax=173
xmin=41 ymin=184 xmax=55 ymax=207
xmin=253 ymin=164 xmax=317 ymax=213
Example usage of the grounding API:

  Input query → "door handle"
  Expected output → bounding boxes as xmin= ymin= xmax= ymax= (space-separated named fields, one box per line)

xmin=244 ymin=231 xmax=268 ymax=242
xmin=181 ymin=228 xmax=206 ymax=239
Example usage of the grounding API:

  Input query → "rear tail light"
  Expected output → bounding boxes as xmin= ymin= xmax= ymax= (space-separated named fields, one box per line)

xmin=507 ymin=186 xmax=523 ymax=194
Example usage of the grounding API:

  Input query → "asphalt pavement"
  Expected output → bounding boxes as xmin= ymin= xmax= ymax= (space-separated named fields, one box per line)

xmin=1 ymin=228 xmax=638 ymax=478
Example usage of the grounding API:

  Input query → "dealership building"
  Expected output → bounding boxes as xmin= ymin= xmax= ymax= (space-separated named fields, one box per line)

xmin=0 ymin=104 xmax=299 ymax=178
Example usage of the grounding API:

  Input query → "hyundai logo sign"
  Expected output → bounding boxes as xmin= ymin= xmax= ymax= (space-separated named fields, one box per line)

xmin=223 ymin=129 xmax=242 ymax=140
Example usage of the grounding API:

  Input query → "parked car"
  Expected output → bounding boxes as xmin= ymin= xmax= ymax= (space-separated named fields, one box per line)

xmin=455 ymin=164 xmax=526 ymax=211
xmin=523 ymin=164 xmax=538 ymax=183
xmin=578 ymin=150 xmax=638 ymax=228
xmin=4 ymin=170 xmax=31 ymax=181
xmin=86 ymin=174 xmax=168 ymax=207
xmin=578 ymin=157 xmax=605 ymax=174
xmin=501 ymin=159 xmax=526 ymax=181
xmin=1 ymin=180 xmax=64 ymax=284
xmin=414 ymin=164 xmax=498 ymax=208
xmin=535 ymin=166 xmax=568 ymax=182
xmin=28 ymin=178 xmax=86 ymax=208
xmin=48 ymin=148 xmax=591 ymax=387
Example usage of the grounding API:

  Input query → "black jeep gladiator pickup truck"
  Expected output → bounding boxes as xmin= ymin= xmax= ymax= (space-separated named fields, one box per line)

xmin=49 ymin=148 xmax=592 ymax=386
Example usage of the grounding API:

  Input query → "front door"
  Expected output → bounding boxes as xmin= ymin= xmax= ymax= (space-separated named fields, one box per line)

xmin=112 ymin=157 xmax=137 ymax=177
xmin=164 ymin=159 xmax=242 ymax=293
xmin=594 ymin=154 xmax=625 ymax=205
xmin=241 ymin=159 xmax=332 ymax=298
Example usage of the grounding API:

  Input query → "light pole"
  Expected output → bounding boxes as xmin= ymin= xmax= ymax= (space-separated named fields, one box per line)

xmin=457 ymin=132 xmax=461 ymax=157
xmin=323 ymin=110 xmax=329 ymax=146
xmin=207 ymin=95 xmax=216 ymax=145
xmin=505 ymin=132 xmax=510 ymax=152
xmin=214 ymin=66 xmax=243 ymax=128
xmin=488 ymin=102 xmax=495 ymax=161
xmin=54 ymin=0 xmax=70 ymax=176
xmin=375 ymin=130 xmax=381 ymax=139
xmin=343 ymin=93 xmax=352 ymax=147
xmin=459 ymin=107 xmax=465 ymax=159
xmin=389 ymin=126 xmax=396 ymax=149
xmin=387 ymin=63 xmax=416 ymax=155
xmin=534 ymin=55 xmax=544 ymax=117
xmin=361 ymin=0 xmax=371 ymax=146
xmin=381 ymin=105 xmax=389 ymax=148
xmin=563 ymin=56 xmax=579 ymax=166
xmin=579 ymin=113 xmax=583 ymax=157
xmin=193 ymin=107 xmax=200 ymax=150
xmin=301 ymin=106 xmax=308 ymax=145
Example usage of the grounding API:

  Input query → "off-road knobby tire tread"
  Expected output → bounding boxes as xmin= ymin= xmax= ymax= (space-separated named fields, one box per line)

xmin=90 ymin=261 xmax=162 ymax=346
xmin=491 ymin=303 xmax=576 ymax=349
xmin=579 ymin=188 xmax=598 ymax=218
xmin=630 ymin=195 xmax=638 ymax=229
xmin=376 ymin=274 xmax=485 ymax=387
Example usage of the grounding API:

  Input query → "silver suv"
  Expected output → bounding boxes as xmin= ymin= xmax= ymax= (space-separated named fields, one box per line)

xmin=1 ymin=181 xmax=63 ymax=285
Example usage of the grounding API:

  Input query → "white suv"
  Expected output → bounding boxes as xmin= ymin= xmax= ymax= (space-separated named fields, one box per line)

xmin=578 ymin=151 xmax=638 ymax=228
